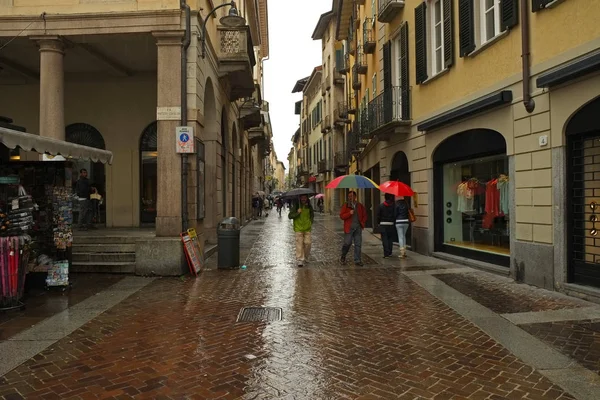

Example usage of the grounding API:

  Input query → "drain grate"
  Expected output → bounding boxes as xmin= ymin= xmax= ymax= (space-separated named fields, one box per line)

xmin=237 ymin=306 xmax=282 ymax=322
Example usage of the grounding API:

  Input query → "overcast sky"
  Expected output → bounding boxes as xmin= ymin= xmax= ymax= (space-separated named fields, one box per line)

xmin=263 ymin=0 xmax=331 ymax=170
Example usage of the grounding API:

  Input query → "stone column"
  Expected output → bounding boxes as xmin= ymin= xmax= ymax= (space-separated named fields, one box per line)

xmin=153 ymin=31 xmax=184 ymax=237
xmin=32 ymin=36 xmax=65 ymax=140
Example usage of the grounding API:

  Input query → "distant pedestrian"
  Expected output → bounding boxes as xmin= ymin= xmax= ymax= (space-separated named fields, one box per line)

xmin=258 ymin=196 xmax=264 ymax=217
xmin=252 ymin=194 xmax=260 ymax=219
xmin=377 ymin=193 xmax=396 ymax=258
xmin=395 ymin=197 xmax=410 ymax=258
xmin=317 ymin=197 xmax=324 ymax=213
xmin=288 ymin=194 xmax=314 ymax=267
xmin=339 ymin=191 xmax=367 ymax=266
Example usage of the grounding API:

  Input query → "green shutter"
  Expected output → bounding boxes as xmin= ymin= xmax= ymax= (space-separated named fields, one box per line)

xmin=500 ymin=0 xmax=519 ymax=30
xmin=458 ymin=0 xmax=475 ymax=57
xmin=443 ymin=0 xmax=454 ymax=68
xmin=415 ymin=3 xmax=428 ymax=84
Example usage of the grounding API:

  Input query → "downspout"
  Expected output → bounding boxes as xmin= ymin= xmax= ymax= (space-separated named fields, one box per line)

xmin=181 ymin=0 xmax=191 ymax=233
xmin=520 ymin=0 xmax=535 ymax=113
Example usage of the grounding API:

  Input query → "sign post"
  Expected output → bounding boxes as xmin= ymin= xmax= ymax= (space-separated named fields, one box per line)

xmin=176 ymin=126 xmax=195 ymax=154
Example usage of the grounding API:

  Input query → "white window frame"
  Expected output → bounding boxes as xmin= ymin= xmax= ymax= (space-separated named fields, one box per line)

xmin=480 ymin=0 xmax=501 ymax=45
xmin=430 ymin=0 xmax=444 ymax=76
xmin=372 ymin=73 xmax=377 ymax=97
xmin=394 ymin=35 xmax=402 ymax=89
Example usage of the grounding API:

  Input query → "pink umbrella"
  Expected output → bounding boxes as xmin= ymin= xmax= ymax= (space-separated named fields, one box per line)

xmin=314 ymin=194 xmax=324 ymax=199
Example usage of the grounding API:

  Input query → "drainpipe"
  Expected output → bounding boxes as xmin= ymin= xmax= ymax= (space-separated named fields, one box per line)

xmin=181 ymin=0 xmax=191 ymax=233
xmin=520 ymin=0 xmax=535 ymax=113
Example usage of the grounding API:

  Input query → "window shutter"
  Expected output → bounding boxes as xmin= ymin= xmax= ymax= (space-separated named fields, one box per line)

xmin=532 ymin=0 xmax=551 ymax=12
xmin=415 ymin=2 xmax=428 ymax=85
xmin=458 ymin=0 xmax=475 ymax=57
xmin=443 ymin=0 xmax=454 ymax=68
xmin=383 ymin=41 xmax=392 ymax=90
xmin=335 ymin=49 xmax=343 ymax=72
xmin=500 ymin=0 xmax=519 ymax=30
xmin=400 ymin=23 xmax=410 ymax=120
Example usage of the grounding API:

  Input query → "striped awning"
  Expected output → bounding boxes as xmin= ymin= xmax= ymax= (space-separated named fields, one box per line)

xmin=0 ymin=126 xmax=113 ymax=165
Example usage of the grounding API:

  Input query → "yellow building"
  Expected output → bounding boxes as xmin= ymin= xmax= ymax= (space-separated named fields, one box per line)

xmin=336 ymin=0 xmax=600 ymax=298
xmin=0 ymin=0 xmax=272 ymax=274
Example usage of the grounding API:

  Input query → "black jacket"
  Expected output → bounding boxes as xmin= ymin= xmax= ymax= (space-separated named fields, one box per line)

xmin=75 ymin=178 xmax=91 ymax=199
xmin=395 ymin=200 xmax=409 ymax=222
xmin=376 ymin=201 xmax=396 ymax=224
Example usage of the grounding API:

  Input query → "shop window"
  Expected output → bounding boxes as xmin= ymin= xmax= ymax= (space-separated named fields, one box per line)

xmin=442 ymin=154 xmax=510 ymax=256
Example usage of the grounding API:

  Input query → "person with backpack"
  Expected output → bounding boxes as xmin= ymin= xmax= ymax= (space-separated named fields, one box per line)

xmin=288 ymin=194 xmax=314 ymax=267
xmin=395 ymin=197 xmax=411 ymax=258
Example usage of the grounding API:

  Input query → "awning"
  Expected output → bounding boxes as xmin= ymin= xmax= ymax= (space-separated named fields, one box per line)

xmin=0 ymin=127 xmax=113 ymax=165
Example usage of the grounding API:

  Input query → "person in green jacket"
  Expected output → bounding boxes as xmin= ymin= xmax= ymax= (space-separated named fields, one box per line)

xmin=288 ymin=194 xmax=314 ymax=267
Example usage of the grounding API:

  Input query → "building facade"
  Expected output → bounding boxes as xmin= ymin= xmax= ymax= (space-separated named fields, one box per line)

xmin=332 ymin=0 xmax=600 ymax=299
xmin=0 ymin=0 xmax=274 ymax=273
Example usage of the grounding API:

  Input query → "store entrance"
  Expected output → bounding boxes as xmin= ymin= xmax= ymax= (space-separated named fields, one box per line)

xmin=390 ymin=151 xmax=412 ymax=247
xmin=566 ymin=96 xmax=600 ymax=287
xmin=66 ymin=123 xmax=106 ymax=226
xmin=433 ymin=129 xmax=509 ymax=266
xmin=140 ymin=122 xmax=157 ymax=225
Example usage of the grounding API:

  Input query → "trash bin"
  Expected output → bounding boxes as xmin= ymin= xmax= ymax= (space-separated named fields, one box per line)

xmin=217 ymin=217 xmax=241 ymax=269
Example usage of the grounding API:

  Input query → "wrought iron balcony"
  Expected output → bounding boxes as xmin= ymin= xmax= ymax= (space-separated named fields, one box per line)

xmin=352 ymin=65 xmax=362 ymax=90
xmin=365 ymin=86 xmax=410 ymax=140
xmin=363 ymin=19 xmax=376 ymax=54
xmin=217 ymin=25 xmax=256 ymax=101
xmin=334 ymin=151 xmax=348 ymax=167
xmin=378 ymin=0 xmax=405 ymax=23
xmin=335 ymin=103 xmax=351 ymax=124
xmin=355 ymin=48 xmax=367 ymax=74
xmin=318 ymin=159 xmax=332 ymax=173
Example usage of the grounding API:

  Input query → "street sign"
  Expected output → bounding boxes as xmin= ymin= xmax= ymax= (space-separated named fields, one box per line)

xmin=176 ymin=126 xmax=195 ymax=153
xmin=157 ymin=107 xmax=181 ymax=120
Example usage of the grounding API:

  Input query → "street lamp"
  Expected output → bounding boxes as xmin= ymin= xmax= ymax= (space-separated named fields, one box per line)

xmin=200 ymin=1 xmax=246 ymax=59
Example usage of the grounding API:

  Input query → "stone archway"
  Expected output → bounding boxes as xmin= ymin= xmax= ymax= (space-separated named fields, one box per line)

xmin=66 ymin=123 xmax=106 ymax=225
xmin=139 ymin=121 xmax=157 ymax=224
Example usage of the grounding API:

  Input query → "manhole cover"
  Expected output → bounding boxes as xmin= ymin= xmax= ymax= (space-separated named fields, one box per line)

xmin=237 ymin=307 xmax=282 ymax=322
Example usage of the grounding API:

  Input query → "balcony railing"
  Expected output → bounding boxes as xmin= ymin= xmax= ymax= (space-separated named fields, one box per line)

xmin=355 ymin=47 xmax=367 ymax=74
xmin=363 ymin=19 xmax=376 ymax=54
xmin=338 ymin=53 xmax=350 ymax=74
xmin=318 ymin=159 xmax=332 ymax=173
xmin=365 ymin=86 xmax=410 ymax=139
xmin=378 ymin=0 xmax=405 ymax=23
xmin=352 ymin=65 xmax=361 ymax=90
xmin=334 ymin=151 xmax=347 ymax=167
xmin=336 ymin=102 xmax=350 ymax=123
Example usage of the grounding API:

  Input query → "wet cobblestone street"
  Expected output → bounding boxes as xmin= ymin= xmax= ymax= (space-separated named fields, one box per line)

xmin=1 ymin=213 xmax=600 ymax=399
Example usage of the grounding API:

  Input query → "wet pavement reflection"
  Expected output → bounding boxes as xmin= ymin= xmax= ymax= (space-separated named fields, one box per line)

xmin=0 ymin=214 xmax=582 ymax=399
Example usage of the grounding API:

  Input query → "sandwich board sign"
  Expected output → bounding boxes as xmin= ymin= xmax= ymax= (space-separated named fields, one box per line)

xmin=176 ymin=126 xmax=194 ymax=154
xmin=181 ymin=228 xmax=203 ymax=276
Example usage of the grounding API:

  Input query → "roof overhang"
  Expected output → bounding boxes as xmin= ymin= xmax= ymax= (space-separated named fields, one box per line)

xmin=335 ymin=0 xmax=353 ymax=40
xmin=304 ymin=66 xmax=323 ymax=94
xmin=0 ymin=127 xmax=114 ymax=164
xmin=292 ymin=76 xmax=310 ymax=93
xmin=312 ymin=11 xmax=333 ymax=40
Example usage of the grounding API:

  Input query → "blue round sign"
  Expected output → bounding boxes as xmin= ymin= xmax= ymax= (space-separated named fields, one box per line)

xmin=180 ymin=133 xmax=190 ymax=143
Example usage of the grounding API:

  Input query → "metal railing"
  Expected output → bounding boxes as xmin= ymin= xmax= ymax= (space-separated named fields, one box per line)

xmin=352 ymin=65 xmax=361 ymax=89
xmin=355 ymin=48 xmax=367 ymax=74
xmin=367 ymin=86 xmax=407 ymax=133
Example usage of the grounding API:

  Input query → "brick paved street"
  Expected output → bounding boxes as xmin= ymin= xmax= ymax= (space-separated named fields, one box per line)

xmin=1 ymin=213 xmax=600 ymax=399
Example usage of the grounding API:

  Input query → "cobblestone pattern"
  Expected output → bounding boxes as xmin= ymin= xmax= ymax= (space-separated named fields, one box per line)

xmin=434 ymin=272 xmax=588 ymax=314
xmin=520 ymin=319 xmax=600 ymax=376
xmin=0 ymin=217 xmax=578 ymax=399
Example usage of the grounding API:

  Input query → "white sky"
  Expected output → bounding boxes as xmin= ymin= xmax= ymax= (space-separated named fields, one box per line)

xmin=263 ymin=0 xmax=332 ymax=170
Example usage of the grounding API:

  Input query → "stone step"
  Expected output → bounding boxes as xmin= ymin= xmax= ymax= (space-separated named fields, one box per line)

xmin=71 ymin=262 xmax=136 ymax=274
xmin=72 ymin=243 xmax=136 ymax=253
xmin=73 ymin=236 xmax=140 ymax=245
xmin=72 ymin=252 xmax=135 ymax=263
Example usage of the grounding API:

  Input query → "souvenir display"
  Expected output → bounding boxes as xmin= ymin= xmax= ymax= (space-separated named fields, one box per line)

xmin=0 ymin=235 xmax=31 ymax=311
xmin=46 ymin=260 xmax=69 ymax=287
xmin=52 ymin=186 xmax=73 ymax=250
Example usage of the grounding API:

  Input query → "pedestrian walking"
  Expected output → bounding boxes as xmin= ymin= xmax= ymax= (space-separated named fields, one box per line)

xmin=395 ymin=197 xmax=410 ymax=258
xmin=75 ymin=168 xmax=95 ymax=230
xmin=258 ymin=196 xmax=264 ymax=217
xmin=339 ymin=191 xmax=367 ymax=266
xmin=377 ymin=193 xmax=397 ymax=258
xmin=252 ymin=194 xmax=260 ymax=219
xmin=288 ymin=194 xmax=314 ymax=267
xmin=317 ymin=197 xmax=324 ymax=214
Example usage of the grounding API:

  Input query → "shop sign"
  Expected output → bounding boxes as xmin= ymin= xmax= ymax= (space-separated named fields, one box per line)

xmin=181 ymin=228 xmax=203 ymax=276
xmin=176 ymin=126 xmax=194 ymax=154
xmin=156 ymin=106 xmax=181 ymax=121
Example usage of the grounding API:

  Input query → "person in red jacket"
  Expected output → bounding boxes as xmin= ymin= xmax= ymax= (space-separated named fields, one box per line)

xmin=339 ymin=191 xmax=368 ymax=266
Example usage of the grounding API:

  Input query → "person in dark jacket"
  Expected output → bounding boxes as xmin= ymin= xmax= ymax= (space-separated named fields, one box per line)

xmin=377 ymin=193 xmax=396 ymax=258
xmin=339 ymin=191 xmax=368 ymax=266
xmin=75 ymin=169 xmax=95 ymax=230
xmin=395 ymin=197 xmax=410 ymax=258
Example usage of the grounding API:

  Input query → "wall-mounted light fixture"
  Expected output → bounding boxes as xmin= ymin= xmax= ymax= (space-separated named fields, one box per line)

xmin=199 ymin=1 xmax=246 ymax=59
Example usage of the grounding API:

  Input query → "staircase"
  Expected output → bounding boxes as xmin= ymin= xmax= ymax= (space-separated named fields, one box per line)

xmin=71 ymin=235 xmax=137 ymax=273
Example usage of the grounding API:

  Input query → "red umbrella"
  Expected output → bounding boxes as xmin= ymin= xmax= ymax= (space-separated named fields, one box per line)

xmin=379 ymin=181 xmax=414 ymax=197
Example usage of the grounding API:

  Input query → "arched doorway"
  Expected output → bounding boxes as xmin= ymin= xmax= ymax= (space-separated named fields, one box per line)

xmin=390 ymin=151 xmax=412 ymax=247
xmin=566 ymin=96 xmax=600 ymax=287
xmin=220 ymin=109 xmax=228 ymax=218
xmin=232 ymin=124 xmax=238 ymax=217
xmin=140 ymin=121 xmax=157 ymax=224
xmin=433 ymin=129 xmax=509 ymax=266
xmin=66 ymin=123 xmax=106 ymax=225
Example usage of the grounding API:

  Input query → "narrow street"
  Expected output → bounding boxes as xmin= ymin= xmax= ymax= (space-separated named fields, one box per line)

xmin=2 ymin=213 xmax=600 ymax=399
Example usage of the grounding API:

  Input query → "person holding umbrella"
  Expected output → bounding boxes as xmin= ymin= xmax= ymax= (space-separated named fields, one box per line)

xmin=377 ymin=193 xmax=397 ymax=258
xmin=395 ymin=196 xmax=411 ymax=258
xmin=287 ymin=189 xmax=315 ymax=267
xmin=339 ymin=191 xmax=367 ymax=266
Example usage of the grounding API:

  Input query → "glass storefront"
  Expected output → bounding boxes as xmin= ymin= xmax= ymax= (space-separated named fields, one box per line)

xmin=441 ymin=154 xmax=510 ymax=257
